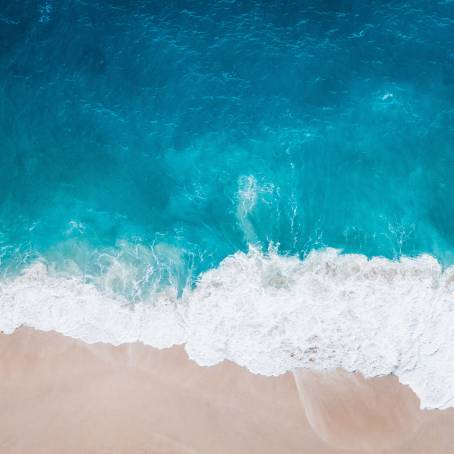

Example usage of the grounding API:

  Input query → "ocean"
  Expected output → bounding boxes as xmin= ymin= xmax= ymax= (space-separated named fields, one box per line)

xmin=0 ymin=0 xmax=453 ymax=409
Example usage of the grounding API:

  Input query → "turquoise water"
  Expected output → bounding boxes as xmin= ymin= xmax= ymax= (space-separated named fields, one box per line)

xmin=0 ymin=0 xmax=453 ymax=297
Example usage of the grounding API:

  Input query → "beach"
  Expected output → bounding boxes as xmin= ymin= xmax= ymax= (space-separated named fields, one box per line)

xmin=1 ymin=1 xmax=454 ymax=452
xmin=1 ymin=328 xmax=453 ymax=454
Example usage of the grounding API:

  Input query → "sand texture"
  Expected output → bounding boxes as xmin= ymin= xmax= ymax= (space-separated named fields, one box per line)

xmin=0 ymin=328 xmax=453 ymax=453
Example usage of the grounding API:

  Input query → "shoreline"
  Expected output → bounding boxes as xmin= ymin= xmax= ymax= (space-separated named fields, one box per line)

xmin=3 ymin=249 xmax=454 ymax=411
xmin=1 ymin=328 xmax=454 ymax=453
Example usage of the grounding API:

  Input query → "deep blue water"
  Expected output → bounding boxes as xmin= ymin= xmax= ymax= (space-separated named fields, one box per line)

xmin=0 ymin=0 xmax=453 ymax=295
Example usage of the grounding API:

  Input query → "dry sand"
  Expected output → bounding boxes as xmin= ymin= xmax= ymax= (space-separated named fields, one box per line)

xmin=0 ymin=327 xmax=453 ymax=454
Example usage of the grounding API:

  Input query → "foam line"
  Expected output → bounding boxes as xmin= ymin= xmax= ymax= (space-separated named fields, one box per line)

xmin=1 ymin=248 xmax=454 ymax=409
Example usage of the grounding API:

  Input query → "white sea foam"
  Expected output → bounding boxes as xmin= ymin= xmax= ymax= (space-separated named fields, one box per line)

xmin=1 ymin=247 xmax=454 ymax=409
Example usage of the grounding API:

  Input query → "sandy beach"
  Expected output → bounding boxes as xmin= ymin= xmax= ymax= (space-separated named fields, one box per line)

xmin=0 ymin=328 xmax=453 ymax=454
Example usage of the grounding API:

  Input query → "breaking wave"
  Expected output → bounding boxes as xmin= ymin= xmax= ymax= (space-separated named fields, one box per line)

xmin=2 ymin=246 xmax=454 ymax=410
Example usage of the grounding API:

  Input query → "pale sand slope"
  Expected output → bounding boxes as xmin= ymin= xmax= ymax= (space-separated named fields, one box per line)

xmin=0 ymin=328 xmax=453 ymax=454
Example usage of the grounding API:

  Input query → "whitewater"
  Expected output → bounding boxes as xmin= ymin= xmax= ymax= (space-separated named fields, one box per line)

xmin=1 ymin=246 xmax=454 ymax=410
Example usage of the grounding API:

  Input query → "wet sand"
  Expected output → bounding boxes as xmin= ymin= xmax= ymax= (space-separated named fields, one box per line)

xmin=0 ymin=328 xmax=453 ymax=453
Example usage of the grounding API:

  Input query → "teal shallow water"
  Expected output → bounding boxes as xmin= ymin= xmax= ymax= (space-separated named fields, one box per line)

xmin=0 ymin=0 xmax=453 ymax=296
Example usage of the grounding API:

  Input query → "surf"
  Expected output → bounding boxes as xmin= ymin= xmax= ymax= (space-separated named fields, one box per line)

xmin=1 ymin=245 xmax=454 ymax=410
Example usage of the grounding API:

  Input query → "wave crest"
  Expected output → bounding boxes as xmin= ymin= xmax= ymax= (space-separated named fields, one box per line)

xmin=1 ymin=247 xmax=454 ymax=409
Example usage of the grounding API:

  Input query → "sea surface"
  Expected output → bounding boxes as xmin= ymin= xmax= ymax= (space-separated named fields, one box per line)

xmin=0 ymin=0 xmax=454 ymax=409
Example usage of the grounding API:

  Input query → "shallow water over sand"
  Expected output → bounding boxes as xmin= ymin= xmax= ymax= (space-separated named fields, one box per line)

xmin=1 ymin=328 xmax=454 ymax=454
